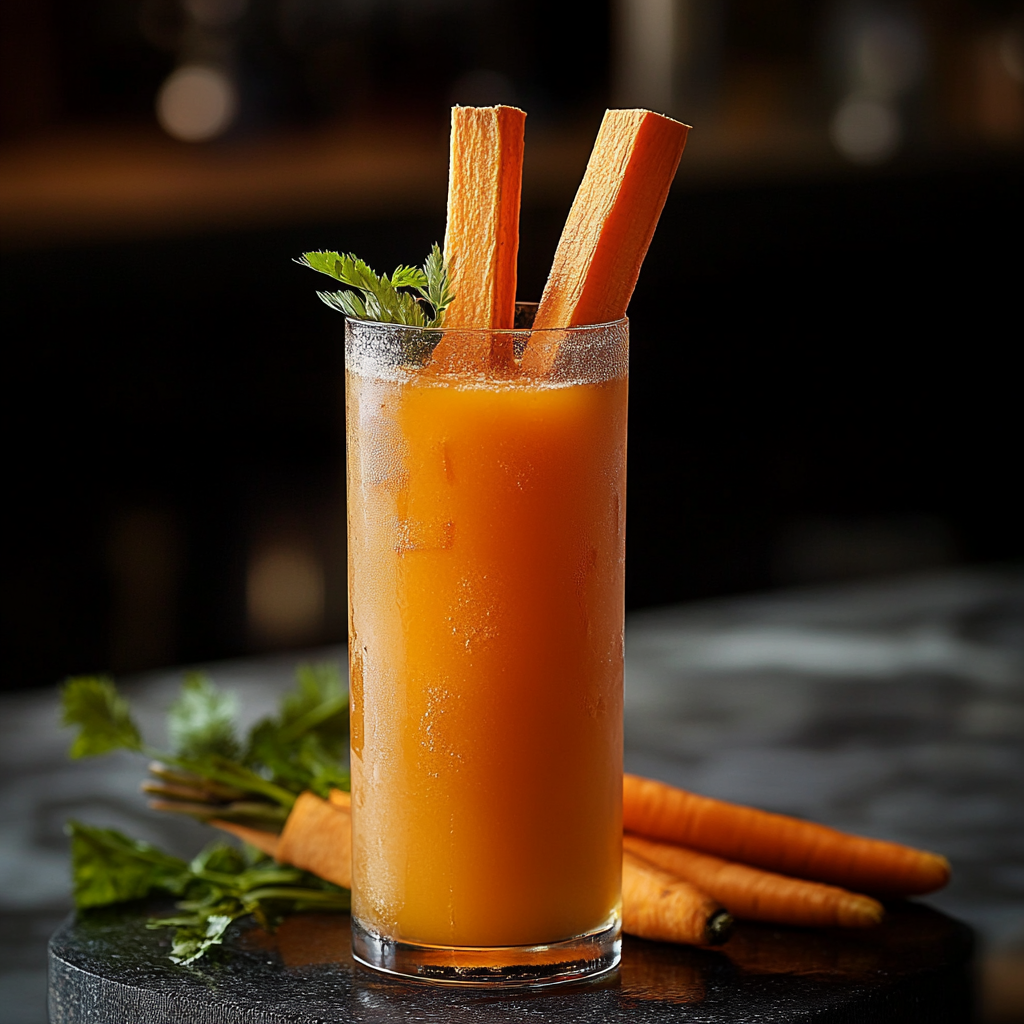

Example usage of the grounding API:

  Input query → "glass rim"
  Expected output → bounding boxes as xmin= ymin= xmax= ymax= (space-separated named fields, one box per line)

xmin=344 ymin=311 xmax=629 ymax=337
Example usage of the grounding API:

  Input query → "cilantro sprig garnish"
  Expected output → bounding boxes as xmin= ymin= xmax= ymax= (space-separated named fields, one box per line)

xmin=60 ymin=663 xmax=352 ymax=964
xmin=296 ymin=243 xmax=454 ymax=329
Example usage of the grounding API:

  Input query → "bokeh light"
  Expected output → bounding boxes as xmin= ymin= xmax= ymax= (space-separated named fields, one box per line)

xmin=247 ymin=543 xmax=326 ymax=644
xmin=183 ymin=0 xmax=247 ymax=29
xmin=830 ymin=96 xmax=900 ymax=164
xmin=156 ymin=64 xmax=238 ymax=142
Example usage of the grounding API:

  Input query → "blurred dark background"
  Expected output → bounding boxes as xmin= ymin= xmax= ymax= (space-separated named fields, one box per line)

xmin=1 ymin=0 xmax=1022 ymax=692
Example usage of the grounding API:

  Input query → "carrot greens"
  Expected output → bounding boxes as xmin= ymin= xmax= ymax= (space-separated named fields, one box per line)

xmin=60 ymin=663 xmax=353 ymax=965
xmin=68 ymin=820 xmax=192 ymax=909
xmin=168 ymin=673 xmax=241 ymax=761
xmin=61 ymin=662 xmax=349 ymax=805
xmin=245 ymin=662 xmax=350 ymax=798
xmin=67 ymin=821 xmax=348 ymax=965
xmin=61 ymin=677 xmax=143 ymax=758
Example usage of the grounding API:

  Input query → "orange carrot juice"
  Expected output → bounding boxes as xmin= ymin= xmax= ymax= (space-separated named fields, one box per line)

xmin=346 ymin=318 xmax=626 ymax=962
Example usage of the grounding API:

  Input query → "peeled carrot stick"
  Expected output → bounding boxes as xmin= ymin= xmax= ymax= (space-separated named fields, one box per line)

xmin=523 ymin=108 xmax=688 ymax=373
xmin=624 ymin=834 xmax=884 ymax=928
xmin=443 ymin=104 xmax=524 ymax=330
xmin=623 ymin=850 xmax=733 ymax=946
xmin=430 ymin=104 xmax=525 ymax=372
xmin=623 ymin=774 xmax=950 ymax=897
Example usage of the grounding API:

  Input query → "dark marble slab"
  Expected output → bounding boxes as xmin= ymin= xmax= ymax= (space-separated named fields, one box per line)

xmin=622 ymin=569 xmax=1024 ymax=951
xmin=49 ymin=901 xmax=973 ymax=1024
xmin=2 ymin=569 xmax=1020 ymax=1022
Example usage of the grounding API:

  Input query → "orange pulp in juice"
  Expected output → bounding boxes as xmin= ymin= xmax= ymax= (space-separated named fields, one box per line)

xmin=347 ymin=366 xmax=625 ymax=947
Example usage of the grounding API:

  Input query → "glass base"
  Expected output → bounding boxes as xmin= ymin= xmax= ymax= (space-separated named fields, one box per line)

xmin=351 ymin=912 xmax=621 ymax=988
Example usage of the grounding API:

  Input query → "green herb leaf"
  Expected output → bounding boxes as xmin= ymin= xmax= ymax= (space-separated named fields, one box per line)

xmin=334 ymin=252 xmax=380 ymax=292
xmin=317 ymin=288 xmax=367 ymax=319
xmin=244 ymin=662 xmax=350 ymax=797
xmin=72 ymin=821 xmax=351 ymax=964
xmin=61 ymin=677 xmax=143 ymax=758
xmin=62 ymin=661 xmax=353 ymax=965
xmin=190 ymin=841 xmax=248 ymax=879
xmin=67 ymin=821 xmax=191 ymax=908
xmin=391 ymin=264 xmax=428 ymax=289
xmin=294 ymin=734 xmax=351 ymax=797
xmin=419 ymin=243 xmax=455 ymax=329
xmin=297 ymin=246 xmax=452 ymax=332
xmin=294 ymin=251 xmax=345 ymax=280
xmin=151 ymin=907 xmax=243 ymax=965
xmin=171 ymin=912 xmax=236 ymax=964
xmin=168 ymin=673 xmax=240 ymax=761
xmin=280 ymin=663 xmax=348 ymax=742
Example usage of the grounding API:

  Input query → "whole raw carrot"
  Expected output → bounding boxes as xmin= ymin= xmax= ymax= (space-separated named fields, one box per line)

xmin=624 ymin=834 xmax=884 ymax=928
xmin=622 ymin=850 xmax=733 ymax=946
xmin=275 ymin=791 xmax=352 ymax=890
xmin=219 ymin=807 xmax=736 ymax=950
xmin=211 ymin=792 xmax=354 ymax=890
xmin=327 ymin=788 xmax=351 ymax=811
xmin=624 ymin=774 xmax=950 ymax=897
xmin=211 ymin=788 xmax=354 ymax=879
xmin=210 ymin=819 xmax=281 ymax=860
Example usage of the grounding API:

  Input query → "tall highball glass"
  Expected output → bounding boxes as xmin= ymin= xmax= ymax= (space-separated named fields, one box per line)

xmin=345 ymin=307 xmax=627 ymax=986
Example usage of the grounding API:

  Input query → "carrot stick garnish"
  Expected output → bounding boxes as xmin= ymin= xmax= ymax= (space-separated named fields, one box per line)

xmin=623 ymin=850 xmax=733 ymax=946
xmin=624 ymin=834 xmax=885 ymax=929
xmin=624 ymin=774 xmax=950 ymax=897
xmin=522 ymin=108 xmax=688 ymax=372
xmin=274 ymin=791 xmax=352 ymax=890
xmin=430 ymin=104 xmax=525 ymax=372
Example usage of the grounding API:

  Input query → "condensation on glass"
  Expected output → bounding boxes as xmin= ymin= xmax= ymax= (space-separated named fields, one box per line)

xmin=345 ymin=307 xmax=627 ymax=987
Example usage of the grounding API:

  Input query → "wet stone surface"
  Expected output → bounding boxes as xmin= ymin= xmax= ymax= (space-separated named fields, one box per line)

xmin=622 ymin=569 xmax=1024 ymax=950
xmin=1 ymin=570 xmax=1021 ymax=1021
xmin=50 ymin=900 xmax=972 ymax=1023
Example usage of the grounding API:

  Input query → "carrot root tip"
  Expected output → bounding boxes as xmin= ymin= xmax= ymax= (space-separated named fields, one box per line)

xmin=706 ymin=910 xmax=735 ymax=946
